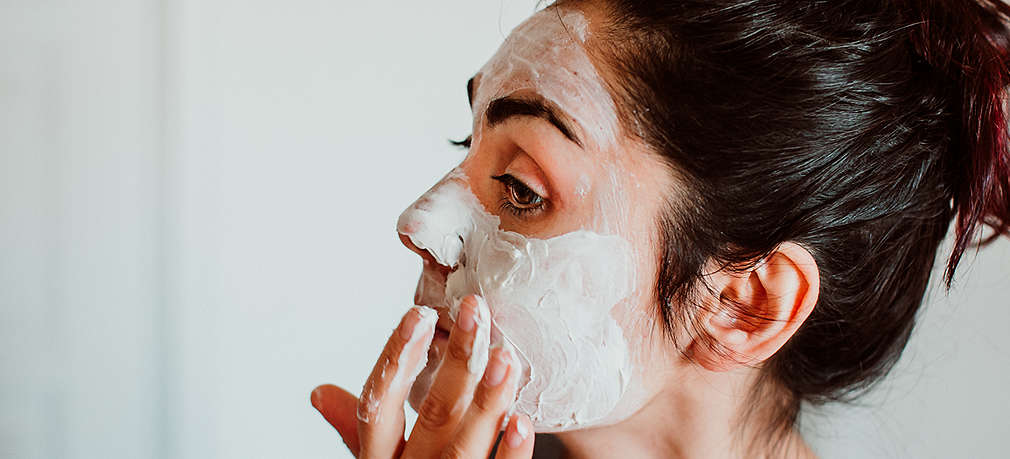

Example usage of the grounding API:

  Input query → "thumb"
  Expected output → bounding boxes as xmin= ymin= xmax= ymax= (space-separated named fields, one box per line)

xmin=311 ymin=384 xmax=361 ymax=456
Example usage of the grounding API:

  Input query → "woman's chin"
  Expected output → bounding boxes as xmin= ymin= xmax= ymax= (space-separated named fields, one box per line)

xmin=407 ymin=327 xmax=448 ymax=411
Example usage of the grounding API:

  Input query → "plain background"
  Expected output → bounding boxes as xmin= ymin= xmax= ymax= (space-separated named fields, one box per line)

xmin=1 ymin=0 xmax=1007 ymax=457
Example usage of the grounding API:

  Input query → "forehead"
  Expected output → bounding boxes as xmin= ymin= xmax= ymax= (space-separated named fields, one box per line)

xmin=472 ymin=8 xmax=619 ymax=149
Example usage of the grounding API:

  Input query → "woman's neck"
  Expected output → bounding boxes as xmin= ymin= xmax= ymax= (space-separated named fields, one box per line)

xmin=549 ymin=366 xmax=817 ymax=459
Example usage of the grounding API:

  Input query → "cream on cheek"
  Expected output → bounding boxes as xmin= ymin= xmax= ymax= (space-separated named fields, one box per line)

xmin=396 ymin=169 xmax=636 ymax=430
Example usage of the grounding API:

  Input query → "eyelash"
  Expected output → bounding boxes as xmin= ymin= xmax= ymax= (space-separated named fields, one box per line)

xmin=492 ymin=173 xmax=547 ymax=218
xmin=450 ymin=135 xmax=472 ymax=149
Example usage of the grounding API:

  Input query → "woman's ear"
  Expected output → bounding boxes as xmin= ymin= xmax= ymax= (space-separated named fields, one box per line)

xmin=690 ymin=242 xmax=820 ymax=372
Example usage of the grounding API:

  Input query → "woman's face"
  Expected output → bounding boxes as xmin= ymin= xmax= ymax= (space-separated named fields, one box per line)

xmin=397 ymin=6 xmax=676 ymax=432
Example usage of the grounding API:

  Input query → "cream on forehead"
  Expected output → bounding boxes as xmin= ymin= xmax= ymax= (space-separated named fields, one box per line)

xmin=473 ymin=9 xmax=618 ymax=148
xmin=397 ymin=169 xmax=635 ymax=430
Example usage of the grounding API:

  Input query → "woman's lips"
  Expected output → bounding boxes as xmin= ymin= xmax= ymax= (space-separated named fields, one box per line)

xmin=434 ymin=324 xmax=452 ymax=348
xmin=435 ymin=313 xmax=454 ymax=334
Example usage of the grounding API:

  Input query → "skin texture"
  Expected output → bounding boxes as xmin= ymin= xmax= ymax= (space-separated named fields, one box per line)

xmin=312 ymin=4 xmax=821 ymax=458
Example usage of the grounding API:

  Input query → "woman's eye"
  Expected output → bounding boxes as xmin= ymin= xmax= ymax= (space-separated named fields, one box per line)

xmin=492 ymin=174 xmax=546 ymax=217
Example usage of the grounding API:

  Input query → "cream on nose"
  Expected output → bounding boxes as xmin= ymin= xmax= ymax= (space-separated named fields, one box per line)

xmin=396 ymin=169 xmax=483 ymax=268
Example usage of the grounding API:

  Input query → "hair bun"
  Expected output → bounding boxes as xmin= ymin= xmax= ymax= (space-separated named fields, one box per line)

xmin=903 ymin=0 xmax=1010 ymax=284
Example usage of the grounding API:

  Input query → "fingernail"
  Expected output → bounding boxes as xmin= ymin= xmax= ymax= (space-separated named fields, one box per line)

xmin=399 ymin=307 xmax=423 ymax=340
xmin=483 ymin=349 xmax=509 ymax=387
xmin=506 ymin=415 xmax=530 ymax=449
xmin=457 ymin=297 xmax=476 ymax=333
xmin=310 ymin=386 xmax=325 ymax=411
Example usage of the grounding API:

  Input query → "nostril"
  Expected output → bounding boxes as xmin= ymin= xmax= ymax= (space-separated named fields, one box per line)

xmin=400 ymin=232 xmax=454 ymax=275
xmin=399 ymin=232 xmax=430 ymax=258
xmin=424 ymin=258 xmax=453 ymax=277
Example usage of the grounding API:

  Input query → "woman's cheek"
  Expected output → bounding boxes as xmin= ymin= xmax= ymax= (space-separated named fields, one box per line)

xmin=398 ymin=168 xmax=641 ymax=431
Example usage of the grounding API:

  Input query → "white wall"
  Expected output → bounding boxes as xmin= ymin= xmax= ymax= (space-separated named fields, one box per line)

xmin=1 ymin=0 xmax=164 ymax=457
xmin=1 ymin=1 xmax=1007 ymax=458
xmin=800 ymin=236 xmax=1010 ymax=457
xmin=163 ymin=1 xmax=540 ymax=457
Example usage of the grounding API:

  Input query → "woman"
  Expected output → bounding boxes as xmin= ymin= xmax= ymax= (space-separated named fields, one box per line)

xmin=312 ymin=0 xmax=1010 ymax=457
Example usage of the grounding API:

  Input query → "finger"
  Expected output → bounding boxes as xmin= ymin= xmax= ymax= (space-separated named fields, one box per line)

xmin=403 ymin=295 xmax=491 ymax=455
xmin=494 ymin=414 xmax=534 ymax=459
xmin=443 ymin=345 xmax=521 ymax=459
xmin=311 ymin=384 xmax=362 ymax=456
xmin=357 ymin=305 xmax=437 ymax=459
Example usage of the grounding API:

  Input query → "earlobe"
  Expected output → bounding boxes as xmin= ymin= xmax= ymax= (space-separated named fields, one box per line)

xmin=692 ymin=242 xmax=820 ymax=372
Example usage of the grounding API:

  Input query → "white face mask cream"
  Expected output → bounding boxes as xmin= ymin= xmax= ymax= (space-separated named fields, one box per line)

xmin=397 ymin=169 xmax=636 ymax=430
xmin=397 ymin=7 xmax=643 ymax=432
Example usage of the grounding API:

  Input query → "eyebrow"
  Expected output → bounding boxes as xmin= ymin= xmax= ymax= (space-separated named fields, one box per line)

xmin=484 ymin=96 xmax=584 ymax=148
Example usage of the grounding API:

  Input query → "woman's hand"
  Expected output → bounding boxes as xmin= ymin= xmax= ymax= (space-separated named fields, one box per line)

xmin=311 ymin=295 xmax=534 ymax=458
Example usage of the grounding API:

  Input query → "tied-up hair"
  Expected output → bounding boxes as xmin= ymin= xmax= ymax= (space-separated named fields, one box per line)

xmin=560 ymin=0 xmax=1010 ymax=451
xmin=902 ymin=0 xmax=1010 ymax=284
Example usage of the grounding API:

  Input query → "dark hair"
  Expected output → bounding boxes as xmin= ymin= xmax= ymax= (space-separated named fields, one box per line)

xmin=563 ymin=0 xmax=1010 ymax=450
